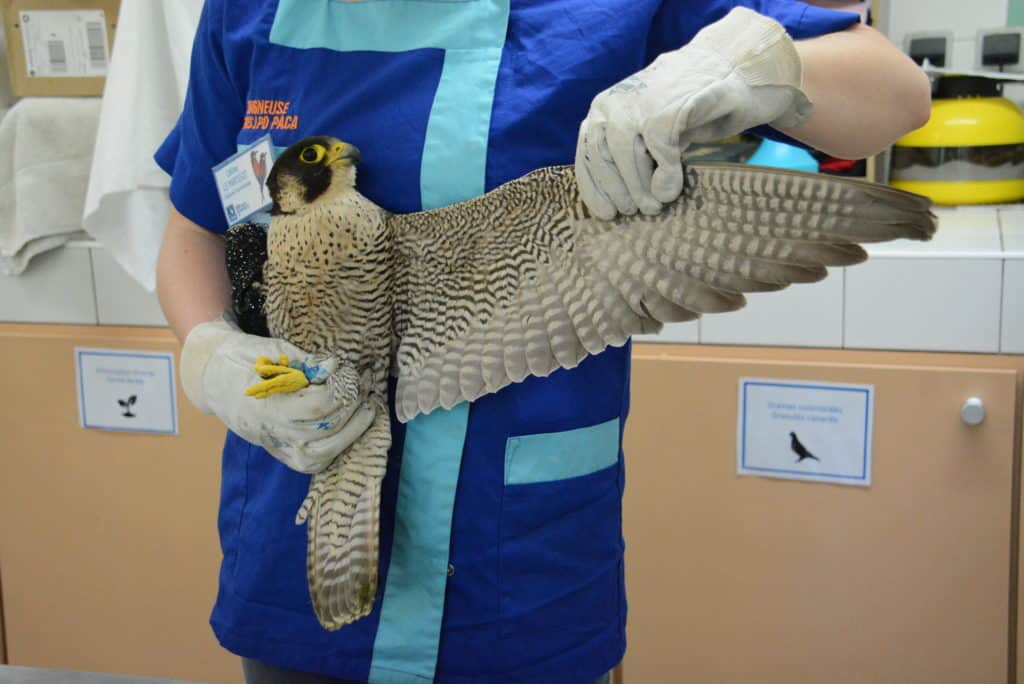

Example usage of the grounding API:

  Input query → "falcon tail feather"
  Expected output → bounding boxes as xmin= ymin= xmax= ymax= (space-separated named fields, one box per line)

xmin=298 ymin=459 xmax=382 ymax=630
xmin=295 ymin=407 xmax=390 ymax=632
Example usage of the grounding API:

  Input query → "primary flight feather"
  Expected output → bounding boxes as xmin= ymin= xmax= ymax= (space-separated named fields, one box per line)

xmin=225 ymin=135 xmax=936 ymax=631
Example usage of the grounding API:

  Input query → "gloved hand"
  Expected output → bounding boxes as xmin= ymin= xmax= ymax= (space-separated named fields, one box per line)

xmin=180 ymin=318 xmax=376 ymax=474
xmin=575 ymin=6 xmax=813 ymax=220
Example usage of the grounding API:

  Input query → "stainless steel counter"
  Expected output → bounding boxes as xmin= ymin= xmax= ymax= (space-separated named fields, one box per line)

xmin=0 ymin=666 xmax=203 ymax=684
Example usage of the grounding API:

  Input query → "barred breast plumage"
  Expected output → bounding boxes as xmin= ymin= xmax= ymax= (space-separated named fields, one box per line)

xmin=265 ymin=184 xmax=394 ymax=630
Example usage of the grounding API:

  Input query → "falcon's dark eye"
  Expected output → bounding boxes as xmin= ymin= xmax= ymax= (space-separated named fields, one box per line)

xmin=300 ymin=145 xmax=326 ymax=164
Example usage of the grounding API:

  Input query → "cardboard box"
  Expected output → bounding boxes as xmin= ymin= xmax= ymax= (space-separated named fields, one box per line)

xmin=2 ymin=0 xmax=119 ymax=97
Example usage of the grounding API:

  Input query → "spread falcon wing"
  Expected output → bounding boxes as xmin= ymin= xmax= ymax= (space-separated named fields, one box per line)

xmin=390 ymin=162 xmax=935 ymax=423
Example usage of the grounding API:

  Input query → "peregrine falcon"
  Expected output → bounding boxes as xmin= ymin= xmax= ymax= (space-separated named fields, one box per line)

xmin=225 ymin=135 xmax=936 ymax=630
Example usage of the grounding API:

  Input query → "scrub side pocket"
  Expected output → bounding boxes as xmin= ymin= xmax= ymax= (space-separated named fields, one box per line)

xmin=499 ymin=418 xmax=625 ymax=641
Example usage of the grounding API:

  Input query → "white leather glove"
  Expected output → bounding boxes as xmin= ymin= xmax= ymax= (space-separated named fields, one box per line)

xmin=180 ymin=318 xmax=376 ymax=474
xmin=575 ymin=6 xmax=814 ymax=220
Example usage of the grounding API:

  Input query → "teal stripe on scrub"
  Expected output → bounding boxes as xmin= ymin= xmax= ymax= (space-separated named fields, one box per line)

xmin=368 ymin=404 xmax=470 ymax=683
xmin=269 ymin=0 xmax=509 ymax=207
xmin=420 ymin=47 xmax=504 ymax=209
xmin=271 ymin=0 xmax=499 ymax=52
xmin=271 ymin=3 xmax=510 ymax=682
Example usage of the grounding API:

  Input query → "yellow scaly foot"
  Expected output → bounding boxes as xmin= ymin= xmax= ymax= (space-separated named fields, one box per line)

xmin=245 ymin=354 xmax=310 ymax=398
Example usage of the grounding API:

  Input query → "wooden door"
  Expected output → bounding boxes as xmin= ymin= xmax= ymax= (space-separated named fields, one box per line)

xmin=0 ymin=324 xmax=241 ymax=684
xmin=622 ymin=348 xmax=1018 ymax=684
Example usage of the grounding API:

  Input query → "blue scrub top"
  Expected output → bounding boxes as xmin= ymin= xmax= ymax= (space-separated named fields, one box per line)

xmin=156 ymin=1 xmax=857 ymax=682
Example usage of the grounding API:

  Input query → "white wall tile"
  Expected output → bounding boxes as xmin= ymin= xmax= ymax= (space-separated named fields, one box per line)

xmin=699 ymin=273 xmax=843 ymax=348
xmin=634 ymin=320 xmax=700 ymax=345
xmin=886 ymin=0 xmax=1007 ymax=47
xmin=952 ymin=38 xmax=979 ymax=71
xmin=0 ymin=246 xmax=97 ymax=324
xmin=845 ymin=258 xmax=1002 ymax=353
xmin=1001 ymin=206 xmax=1024 ymax=252
xmin=1002 ymin=260 xmax=1024 ymax=354
xmin=91 ymin=248 xmax=168 ymax=327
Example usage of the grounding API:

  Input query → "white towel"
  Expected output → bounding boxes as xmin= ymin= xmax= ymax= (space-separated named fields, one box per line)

xmin=82 ymin=0 xmax=203 ymax=291
xmin=0 ymin=97 xmax=100 ymax=275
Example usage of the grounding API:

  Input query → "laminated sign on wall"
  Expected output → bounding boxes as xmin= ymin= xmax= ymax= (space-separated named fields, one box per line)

xmin=19 ymin=9 xmax=108 ymax=77
xmin=737 ymin=378 xmax=874 ymax=487
xmin=2 ymin=0 xmax=120 ymax=97
xmin=75 ymin=347 xmax=178 ymax=434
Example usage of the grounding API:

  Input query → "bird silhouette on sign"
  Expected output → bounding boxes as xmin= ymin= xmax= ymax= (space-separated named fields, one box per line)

xmin=790 ymin=431 xmax=818 ymax=463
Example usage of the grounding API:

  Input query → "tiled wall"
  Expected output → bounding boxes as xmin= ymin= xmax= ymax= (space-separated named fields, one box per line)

xmin=0 ymin=243 xmax=166 ymax=327
xmin=0 ymin=245 xmax=98 ymax=325
xmin=880 ymin=0 xmax=1010 ymax=71
xmin=634 ymin=205 xmax=1022 ymax=354
xmin=0 ymin=207 xmax=1020 ymax=354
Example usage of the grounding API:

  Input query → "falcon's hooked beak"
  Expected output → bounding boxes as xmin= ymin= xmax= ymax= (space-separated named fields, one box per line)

xmin=326 ymin=141 xmax=361 ymax=167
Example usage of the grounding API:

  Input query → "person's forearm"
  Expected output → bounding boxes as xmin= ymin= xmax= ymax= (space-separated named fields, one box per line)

xmin=786 ymin=23 xmax=931 ymax=159
xmin=156 ymin=205 xmax=232 ymax=343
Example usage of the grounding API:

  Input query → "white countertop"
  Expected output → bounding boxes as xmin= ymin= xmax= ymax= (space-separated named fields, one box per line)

xmin=866 ymin=205 xmax=1024 ymax=260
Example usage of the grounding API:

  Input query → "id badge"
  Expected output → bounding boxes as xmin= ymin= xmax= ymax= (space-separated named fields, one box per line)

xmin=212 ymin=134 xmax=276 ymax=226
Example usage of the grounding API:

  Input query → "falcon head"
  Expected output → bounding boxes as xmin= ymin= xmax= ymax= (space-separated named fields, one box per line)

xmin=267 ymin=136 xmax=361 ymax=215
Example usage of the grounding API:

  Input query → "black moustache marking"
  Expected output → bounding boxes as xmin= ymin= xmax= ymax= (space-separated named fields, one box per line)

xmin=267 ymin=136 xmax=345 ymax=215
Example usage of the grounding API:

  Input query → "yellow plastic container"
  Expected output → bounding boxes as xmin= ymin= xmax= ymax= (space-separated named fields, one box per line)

xmin=891 ymin=177 xmax=1024 ymax=205
xmin=890 ymin=77 xmax=1024 ymax=205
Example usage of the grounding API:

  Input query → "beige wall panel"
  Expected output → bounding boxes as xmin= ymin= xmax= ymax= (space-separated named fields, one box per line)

xmin=2 ymin=323 xmax=1021 ymax=684
xmin=0 ymin=324 xmax=241 ymax=684
xmin=623 ymin=346 xmax=1019 ymax=684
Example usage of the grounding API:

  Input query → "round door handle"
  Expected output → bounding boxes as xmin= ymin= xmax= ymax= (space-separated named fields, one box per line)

xmin=961 ymin=397 xmax=986 ymax=426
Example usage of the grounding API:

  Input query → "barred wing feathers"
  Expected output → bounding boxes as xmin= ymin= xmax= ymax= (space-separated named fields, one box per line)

xmin=390 ymin=163 xmax=935 ymax=423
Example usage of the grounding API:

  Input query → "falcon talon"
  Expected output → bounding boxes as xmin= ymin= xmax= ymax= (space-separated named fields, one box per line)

xmin=245 ymin=354 xmax=312 ymax=397
xmin=253 ymin=353 xmax=293 ymax=378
